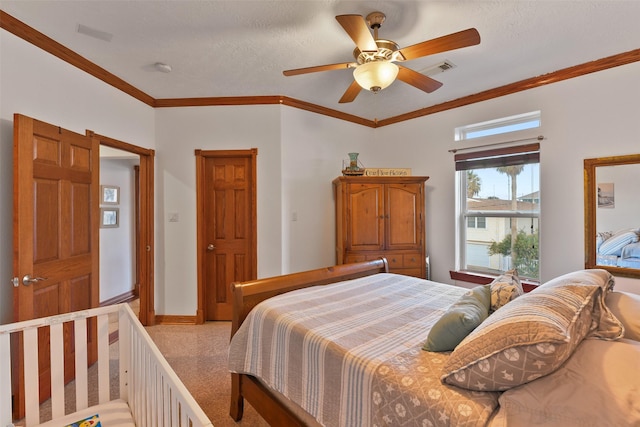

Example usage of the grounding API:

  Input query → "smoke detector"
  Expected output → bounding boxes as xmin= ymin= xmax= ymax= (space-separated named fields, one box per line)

xmin=154 ymin=62 xmax=173 ymax=73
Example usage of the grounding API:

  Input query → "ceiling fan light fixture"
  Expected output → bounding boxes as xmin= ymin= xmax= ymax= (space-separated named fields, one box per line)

xmin=353 ymin=61 xmax=399 ymax=92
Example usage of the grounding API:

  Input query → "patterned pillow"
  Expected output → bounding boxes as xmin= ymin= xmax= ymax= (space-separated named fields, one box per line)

xmin=423 ymin=284 xmax=491 ymax=352
xmin=441 ymin=269 xmax=622 ymax=391
xmin=489 ymin=269 xmax=523 ymax=312
xmin=598 ymin=229 xmax=639 ymax=256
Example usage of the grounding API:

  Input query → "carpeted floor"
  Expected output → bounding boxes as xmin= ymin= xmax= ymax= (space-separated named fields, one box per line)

xmin=146 ymin=321 xmax=269 ymax=427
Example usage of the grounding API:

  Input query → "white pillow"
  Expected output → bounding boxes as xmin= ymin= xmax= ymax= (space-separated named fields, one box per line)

xmin=598 ymin=229 xmax=639 ymax=256
xmin=494 ymin=339 xmax=640 ymax=427
xmin=606 ymin=291 xmax=640 ymax=341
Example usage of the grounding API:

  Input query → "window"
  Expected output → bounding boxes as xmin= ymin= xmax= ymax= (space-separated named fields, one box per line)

xmin=467 ymin=216 xmax=486 ymax=229
xmin=456 ymin=143 xmax=540 ymax=280
xmin=455 ymin=111 xmax=541 ymax=141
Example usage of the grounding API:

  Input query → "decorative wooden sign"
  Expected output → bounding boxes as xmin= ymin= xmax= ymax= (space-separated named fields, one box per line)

xmin=363 ymin=168 xmax=412 ymax=176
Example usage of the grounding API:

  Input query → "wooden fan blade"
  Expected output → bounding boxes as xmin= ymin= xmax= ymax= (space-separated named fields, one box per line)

xmin=397 ymin=65 xmax=443 ymax=93
xmin=339 ymin=80 xmax=362 ymax=103
xmin=399 ymin=28 xmax=480 ymax=61
xmin=283 ymin=62 xmax=355 ymax=76
xmin=336 ymin=14 xmax=378 ymax=53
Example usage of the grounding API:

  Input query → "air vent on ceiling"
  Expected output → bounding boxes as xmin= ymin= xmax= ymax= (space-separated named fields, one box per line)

xmin=419 ymin=60 xmax=456 ymax=76
xmin=77 ymin=24 xmax=113 ymax=42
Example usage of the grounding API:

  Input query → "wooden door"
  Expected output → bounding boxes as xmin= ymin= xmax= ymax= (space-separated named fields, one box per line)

xmin=12 ymin=114 xmax=99 ymax=417
xmin=347 ymin=183 xmax=385 ymax=251
xmin=386 ymin=183 xmax=423 ymax=250
xmin=196 ymin=149 xmax=257 ymax=322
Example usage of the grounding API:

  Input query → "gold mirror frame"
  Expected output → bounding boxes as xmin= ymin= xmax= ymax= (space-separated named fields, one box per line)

xmin=584 ymin=153 xmax=640 ymax=279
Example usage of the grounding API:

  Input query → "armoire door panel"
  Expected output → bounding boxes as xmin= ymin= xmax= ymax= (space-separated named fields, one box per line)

xmin=348 ymin=184 xmax=384 ymax=250
xmin=387 ymin=184 xmax=421 ymax=249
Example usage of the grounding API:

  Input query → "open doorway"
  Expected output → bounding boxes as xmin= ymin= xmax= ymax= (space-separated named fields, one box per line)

xmin=90 ymin=131 xmax=155 ymax=326
xmin=99 ymin=146 xmax=139 ymax=305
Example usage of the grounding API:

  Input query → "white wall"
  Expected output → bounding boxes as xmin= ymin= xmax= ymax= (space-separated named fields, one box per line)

xmin=100 ymin=158 xmax=138 ymax=301
xmin=0 ymin=31 xmax=155 ymax=324
xmin=280 ymin=107 xmax=375 ymax=273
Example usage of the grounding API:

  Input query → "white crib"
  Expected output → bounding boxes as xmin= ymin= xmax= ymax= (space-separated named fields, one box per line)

xmin=0 ymin=303 xmax=213 ymax=427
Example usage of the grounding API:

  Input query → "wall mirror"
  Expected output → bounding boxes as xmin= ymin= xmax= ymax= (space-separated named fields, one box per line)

xmin=584 ymin=153 xmax=640 ymax=279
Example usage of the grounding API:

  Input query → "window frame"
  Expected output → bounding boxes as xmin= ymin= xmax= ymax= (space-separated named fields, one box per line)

xmin=455 ymin=143 xmax=540 ymax=280
xmin=455 ymin=111 xmax=541 ymax=142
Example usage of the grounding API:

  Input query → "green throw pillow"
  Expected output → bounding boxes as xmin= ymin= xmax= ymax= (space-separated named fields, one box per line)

xmin=423 ymin=285 xmax=491 ymax=352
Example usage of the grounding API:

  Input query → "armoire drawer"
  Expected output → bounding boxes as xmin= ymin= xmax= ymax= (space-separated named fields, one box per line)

xmin=386 ymin=253 xmax=422 ymax=269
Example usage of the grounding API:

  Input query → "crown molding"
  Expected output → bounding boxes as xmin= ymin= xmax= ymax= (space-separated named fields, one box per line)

xmin=377 ymin=48 xmax=640 ymax=127
xmin=2 ymin=10 xmax=639 ymax=128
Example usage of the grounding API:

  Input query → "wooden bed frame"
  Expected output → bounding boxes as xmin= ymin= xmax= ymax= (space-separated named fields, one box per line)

xmin=229 ymin=258 xmax=389 ymax=426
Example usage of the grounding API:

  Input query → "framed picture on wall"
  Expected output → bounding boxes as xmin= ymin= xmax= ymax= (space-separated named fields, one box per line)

xmin=101 ymin=185 xmax=120 ymax=205
xmin=100 ymin=208 xmax=119 ymax=228
xmin=597 ymin=183 xmax=614 ymax=208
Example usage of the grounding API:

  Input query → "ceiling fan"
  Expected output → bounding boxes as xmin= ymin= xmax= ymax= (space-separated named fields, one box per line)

xmin=283 ymin=12 xmax=480 ymax=103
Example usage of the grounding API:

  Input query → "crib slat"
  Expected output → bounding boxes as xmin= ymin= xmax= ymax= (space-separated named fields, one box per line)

xmin=50 ymin=322 xmax=65 ymax=419
xmin=119 ymin=307 xmax=131 ymax=403
xmin=0 ymin=333 xmax=12 ymax=426
xmin=143 ymin=344 xmax=151 ymax=426
xmin=131 ymin=327 xmax=142 ymax=424
xmin=155 ymin=367 xmax=167 ymax=426
xmin=171 ymin=388 xmax=178 ymax=426
xmin=162 ymin=378 xmax=169 ymax=426
xmin=74 ymin=318 xmax=88 ymax=411
xmin=24 ymin=328 xmax=39 ymax=426
xmin=152 ymin=357 xmax=159 ymax=426
xmin=97 ymin=314 xmax=110 ymax=403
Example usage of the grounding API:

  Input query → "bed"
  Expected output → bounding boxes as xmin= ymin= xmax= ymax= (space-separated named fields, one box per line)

xmin=228 ymin=258 xmax=640 ymax=427
xmin=1 ymin=303 xmax=213 ymax=427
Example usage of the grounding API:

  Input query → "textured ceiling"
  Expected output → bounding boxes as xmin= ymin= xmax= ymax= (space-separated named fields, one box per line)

xmin=2 ymin=1 xmax=639 ymax=121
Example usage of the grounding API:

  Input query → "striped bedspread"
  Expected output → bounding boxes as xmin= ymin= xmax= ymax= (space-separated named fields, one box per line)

xmin=228 ymin=273 xmax=500 ymax=427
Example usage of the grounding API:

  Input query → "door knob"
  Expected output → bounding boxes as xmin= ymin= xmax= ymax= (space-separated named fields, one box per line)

xmin=22 ymin=275 xmax=47 ymax=286
xmin=207 ymin=244 xmax=216 ymax=251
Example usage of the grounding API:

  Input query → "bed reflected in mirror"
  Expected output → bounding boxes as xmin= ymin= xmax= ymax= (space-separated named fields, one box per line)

xmin=584 ymin=154 xmax=640 ymax=279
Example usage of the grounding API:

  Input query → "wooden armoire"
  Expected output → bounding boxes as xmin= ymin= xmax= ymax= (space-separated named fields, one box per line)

xmin=333 ymin=175 xmax=429 ymax=278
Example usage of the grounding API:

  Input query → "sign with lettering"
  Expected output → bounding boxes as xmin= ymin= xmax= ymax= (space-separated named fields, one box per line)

xmin=363 ymin=168 xmax=412 ymax=176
